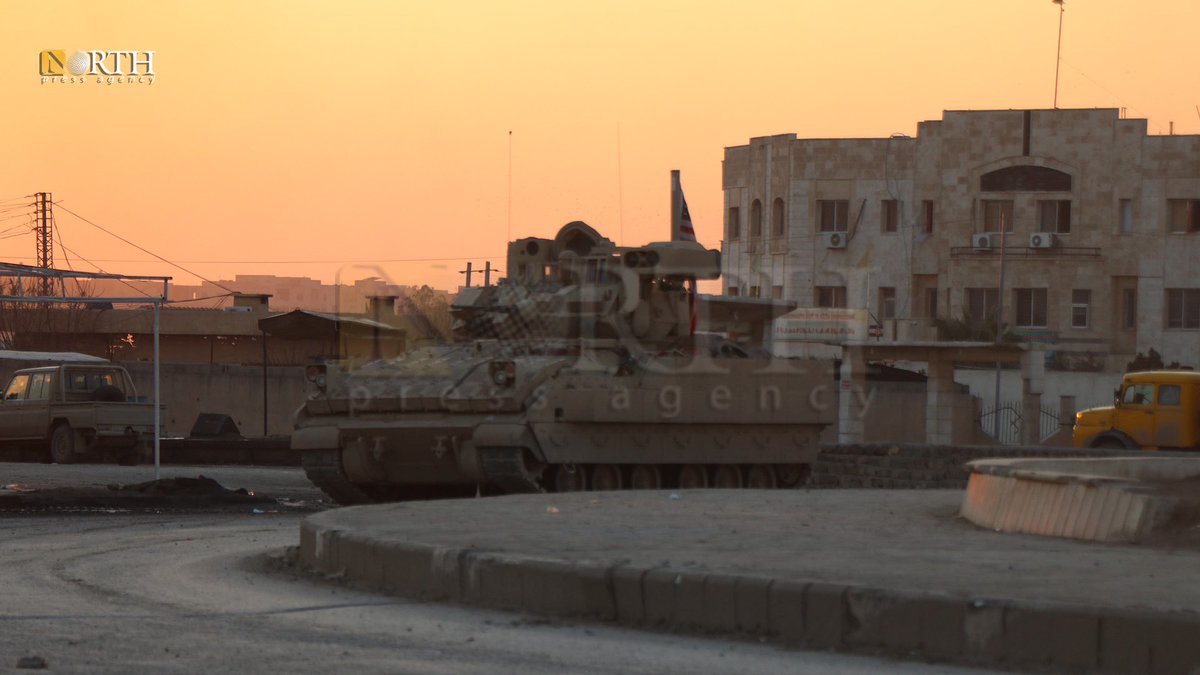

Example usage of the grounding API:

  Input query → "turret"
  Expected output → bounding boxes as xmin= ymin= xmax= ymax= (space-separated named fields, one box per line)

xmin=452 ymin=221 xmax=720 ymax=346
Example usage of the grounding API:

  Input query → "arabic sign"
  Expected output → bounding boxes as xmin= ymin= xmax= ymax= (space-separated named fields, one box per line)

xmin=774 ymin=308 xmax=868 ymax=343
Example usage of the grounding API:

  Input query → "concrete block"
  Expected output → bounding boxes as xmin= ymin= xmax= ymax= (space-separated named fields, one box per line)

xmin=1099 ymin=609 xmax=1200 ymax=674
xmin=1003 ymin=604 xmax=1100 ymax=670
xmin=767 ymin=580 xmax=807 ymax=644
xmin=843 ymin=588 xmax=964 ymax=659
xmin=611 ymin=566 xmax=646 ymax=624
xmin=339 ymin=534 xmax=384 ymax=588
xmin=699 ymin=574 xmax=738 ymax=632
xmin=803 ymin=582 xmax=847 ymax=649
xmin=963 ymin=600 xmax=1005 ymax=661
xmin=429 ymin=546 xmax=466 ymax=601
xmin=378 ymin=543 xmax=435 ymax=597
xmin=671 ymin=571 xmax=709 ymax=630
xmin=642 ymin=568 xmax=677 ymax=627
xmin=467 ymin=554 xmax=523 ymax=609
xmin=734 ymin=576 xmax=772 ymax=633
xmin=519 ymin=560 xmax=615 ymax=619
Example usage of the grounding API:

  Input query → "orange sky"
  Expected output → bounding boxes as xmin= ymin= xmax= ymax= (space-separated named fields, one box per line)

xmin=1 ymin=0 xmax=1198 ymax=294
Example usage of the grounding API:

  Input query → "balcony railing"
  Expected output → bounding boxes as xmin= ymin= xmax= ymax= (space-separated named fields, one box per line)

xmin=949 ymin=245 xmax=1101 ymax=259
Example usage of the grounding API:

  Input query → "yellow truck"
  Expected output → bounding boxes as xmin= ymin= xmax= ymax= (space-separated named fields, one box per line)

xmin=1073 ymin=370 xmax=1200 ymax=450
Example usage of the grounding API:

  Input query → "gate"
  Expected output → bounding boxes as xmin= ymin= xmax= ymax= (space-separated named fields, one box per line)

xmin=978 ymin=401 xmax=1061 ymax=446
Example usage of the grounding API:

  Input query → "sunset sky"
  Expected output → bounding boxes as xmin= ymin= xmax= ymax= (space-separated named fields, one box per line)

xmin=1 ymin=0 xmax=1197 ymax=294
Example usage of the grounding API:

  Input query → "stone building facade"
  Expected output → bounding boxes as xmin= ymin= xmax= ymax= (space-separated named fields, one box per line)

xmin=722 ymin=108 xmax=1200 ymax=373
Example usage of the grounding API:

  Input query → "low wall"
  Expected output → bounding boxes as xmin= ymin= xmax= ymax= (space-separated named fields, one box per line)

xmin=121 ymin=362 xmax=307 ymax=436
xmin=819 ymin=381 xmax=985 ymax=445
xmin=810 ymin=443 xmax=1150 ymax=489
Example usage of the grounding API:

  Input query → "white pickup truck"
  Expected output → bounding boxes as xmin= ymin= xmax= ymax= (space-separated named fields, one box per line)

xmin=0 ymin=364 xmax=156 ymax=464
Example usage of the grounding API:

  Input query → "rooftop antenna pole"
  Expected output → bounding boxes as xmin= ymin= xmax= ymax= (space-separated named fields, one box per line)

xmin=1053 ymin=0 xmax=1065 ymax=109
xmin=617 ymin=123 xmax=625 ymax=245
xmin=507 ymin=131 xmax=513 ymax=246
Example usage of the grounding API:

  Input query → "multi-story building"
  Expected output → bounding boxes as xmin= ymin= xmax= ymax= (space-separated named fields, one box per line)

xmin=722 ymin=108 xmax=1200 ymax=382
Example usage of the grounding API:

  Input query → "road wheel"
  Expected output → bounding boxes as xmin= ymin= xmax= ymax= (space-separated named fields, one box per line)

xmin=589 ymin=465 xmax=623 ymax=491
xmin=49 ymin=424 xmax=76 ymax=464
xmin=712 ymin=465 xmax=743 ymax=489
xmin=1093 ymin=437 xmax=1132 ymax=450
xmin=776 ymin=464 xmax=812 ymax=488
xmin=553 ymin=464 xmax=587 ymax=492
xmin=677 ymin=464 xmax=708 ymax=489
xmin=746 ymin=464 xmax=778 ymax=489
xmin=628 ymin=465 xmax=662 ymax=490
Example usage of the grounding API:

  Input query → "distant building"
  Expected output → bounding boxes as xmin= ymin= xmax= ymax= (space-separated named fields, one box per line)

xmin=90 ymin=274 xmax=453 ymax=315
xmin=722 ymin=108 xmax=1200 ymax=373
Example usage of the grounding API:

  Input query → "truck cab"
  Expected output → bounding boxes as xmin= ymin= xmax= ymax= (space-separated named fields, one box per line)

xmin=1073 ymin=370 xmax=1200 ymax=450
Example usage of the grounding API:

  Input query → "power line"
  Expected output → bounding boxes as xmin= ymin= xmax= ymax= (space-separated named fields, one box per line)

xmin=55 ymin=204 xmax=236 ymax=293
xmin=0 ymin=255 xmax=501 ymax=265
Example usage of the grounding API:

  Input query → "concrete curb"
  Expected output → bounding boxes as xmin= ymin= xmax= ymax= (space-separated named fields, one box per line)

xmin=961 ymin=457 xmax=1200 ymax=543
xmin=300 ymin=512 xmax=1200 ymax=674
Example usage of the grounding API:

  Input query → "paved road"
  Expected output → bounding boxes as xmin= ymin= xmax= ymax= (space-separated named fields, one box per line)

xmin=0 ymin=463 xmax=1003 ymax=673
xmin=0 ymin=462 xmax=322 ymax=505
xmin=0 ymin=512 xmax=1001 ymax=674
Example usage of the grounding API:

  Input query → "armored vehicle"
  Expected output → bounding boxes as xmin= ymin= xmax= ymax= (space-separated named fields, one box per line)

xmin=293 ymin=221 xmax=835 ymax=504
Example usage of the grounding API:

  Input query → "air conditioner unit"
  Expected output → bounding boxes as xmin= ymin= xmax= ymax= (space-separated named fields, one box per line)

xmin=1028 ymin=232 xmax=1056 ymax=249
xmin=971 ymin=233 xmax=994 ymax=251
xmin=822 ymin=232 xmax=847 ymax=249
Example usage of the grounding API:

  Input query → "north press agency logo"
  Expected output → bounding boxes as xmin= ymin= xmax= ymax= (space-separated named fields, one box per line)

xmin=39 ymin=50 xmax=156 ymax=85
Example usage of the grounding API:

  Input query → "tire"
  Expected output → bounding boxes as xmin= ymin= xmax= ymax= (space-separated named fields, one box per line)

xmin=49 ymin=424 xmax=76 ymax=464
xmin=1093 ymin=437 xmax=1132 ymax=450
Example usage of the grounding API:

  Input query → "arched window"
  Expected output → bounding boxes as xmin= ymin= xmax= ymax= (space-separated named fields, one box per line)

xmin=750 ymin=199 xmax=763 ymax=237
xmin=772 ymin=198 xmax=786 ymax=236
xmin=980 ymin=165 xmax=1072 ymax=192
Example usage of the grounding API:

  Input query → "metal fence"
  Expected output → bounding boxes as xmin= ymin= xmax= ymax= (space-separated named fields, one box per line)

xmin=978 ymin=401 xmax=1061 ymax=446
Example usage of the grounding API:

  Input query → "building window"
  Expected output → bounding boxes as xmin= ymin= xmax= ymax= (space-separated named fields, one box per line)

xmin=1166 ymin=288 xmax=1200 ymax=329
xmin=815 ymin=286 xmax=847 ymax=308
xmin=1070 ymin=289 xmax=1090 ymax=329
xmin=771 ymin=285 xmax=783 ymax=299
xmin=749 ymin=285 xmax=761 ymax=298
xmin=878 ymin=287 xmax=896 ymax=320
xmin=1118 ymin=199 xmax=1132 ymax=234
xmin=983 ymin=200 xmax=1014 ymax=232
xmin=881 ymin=199 xmax=898 ymax=233
xmin=727 ymin=286 xmax=739 ymax=297
xmin=1121 ymin=288 xmax=1137 ymax=330
xmin=818 ymin=200 xmax=849 ymax=233
xmin=728 ymin=206 xmax=740 ymax=240
xmin=1168 ymin=199 xmax=1200 ymax=234
xmin=966 ymin=288 xmax=998 ymax=322
xmin=1014 ymin=288 xmax=1048 ymax=327
xmin=925 ymin=287 xmax=939 ymax=319
xmin=921 ymin=200 xmax=934 ymax=233
xmin=750 ymin=200 xmax=763 ymax=237
xmin=772 ymin=198 xmax=786 ymax=236
xmin=1038 ymin=200 xmax=1072 ymax=234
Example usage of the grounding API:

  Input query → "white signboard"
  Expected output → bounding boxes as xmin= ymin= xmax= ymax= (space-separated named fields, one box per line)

xmin=773 ymin=308 xmax=868 ymax=343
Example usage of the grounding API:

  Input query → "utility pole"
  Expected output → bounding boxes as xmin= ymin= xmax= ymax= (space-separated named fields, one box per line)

xmin=483 ymin=261 xmax=492 ymax=287
xmin=460 ymin=262 xmax=473 ymax=288
xmin=34 ymin=192 xmax=54 ymax=295
xmin=993 ymin=212 xmax=1009 ymax=439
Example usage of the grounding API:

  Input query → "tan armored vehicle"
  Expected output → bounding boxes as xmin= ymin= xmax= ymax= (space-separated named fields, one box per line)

xmin=293 ymin=221 xmax=835 ymax=504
